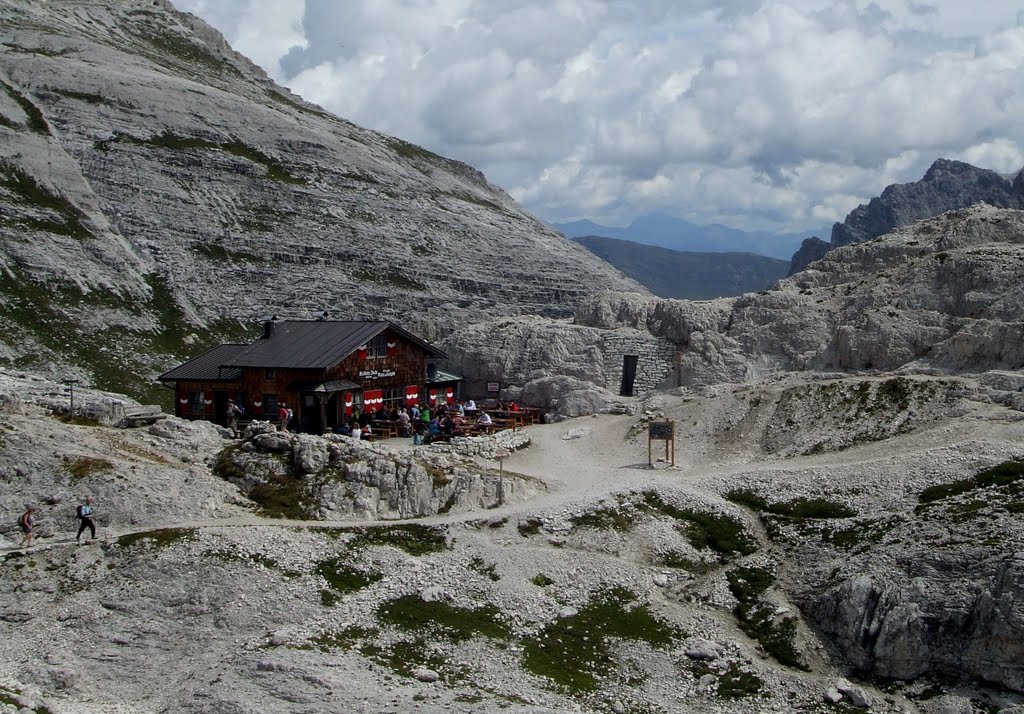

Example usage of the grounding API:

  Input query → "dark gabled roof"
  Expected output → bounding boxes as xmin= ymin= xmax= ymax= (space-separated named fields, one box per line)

xmin=157 ymin=344 xmax=248 ymax=382
xmin=226 ymin=320 xmax=446 ymax=369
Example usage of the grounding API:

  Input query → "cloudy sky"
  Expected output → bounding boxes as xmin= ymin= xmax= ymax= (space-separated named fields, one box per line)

xmin=171 ymin=0 xmax=1024 ymax=237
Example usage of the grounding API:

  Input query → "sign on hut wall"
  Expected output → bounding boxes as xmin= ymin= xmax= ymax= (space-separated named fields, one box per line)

xmin=358 ymin=368 xmax=397 ymax=380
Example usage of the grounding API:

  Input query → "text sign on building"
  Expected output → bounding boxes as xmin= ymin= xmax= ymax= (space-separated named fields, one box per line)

xmin=358 ymin=368 xmax=397 ymax=380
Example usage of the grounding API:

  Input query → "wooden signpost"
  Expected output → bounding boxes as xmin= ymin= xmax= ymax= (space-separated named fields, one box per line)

xmin=648 ymin=420 xmax=675 ymax=467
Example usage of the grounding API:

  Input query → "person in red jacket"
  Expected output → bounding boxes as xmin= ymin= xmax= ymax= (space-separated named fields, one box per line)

xmin=278 ymin=403 xmax=290 ymax=433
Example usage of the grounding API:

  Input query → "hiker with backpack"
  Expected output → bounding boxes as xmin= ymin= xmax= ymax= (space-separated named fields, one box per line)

xmin=18 ymin=505 xmax=35 ymax=548
xmin=76 ymin=496 xmax=96 ymax=541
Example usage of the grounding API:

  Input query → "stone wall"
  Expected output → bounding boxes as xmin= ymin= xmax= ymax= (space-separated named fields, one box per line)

xmin=427 ymin=428 xmax=531 ymax=459
xmin=600 ymin=330 xmax=677 ymax=395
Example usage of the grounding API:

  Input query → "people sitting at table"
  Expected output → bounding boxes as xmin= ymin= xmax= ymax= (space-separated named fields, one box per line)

xmin=412 ymin=419 xmax=425 ymax=445
xmin=335 ymin=422 xmax=352 ymax=436
xmin=465 ymin=398 xmax=476 ymax=410
xmin=359 ymin=408 xmax=372 ymax=427
xmin=410 ymin=404 xmax=420 ymax=421
xmin=454 ymin=401 xmax=465 ymax=417
xmin=350 ymin=418 xmax=362 ymax=440
xmin=477 ymin=411 xmax=492 ymax=425
xmin=509 ymin=400 xmax=519 ymax=412
xmin=363 ymin=422 xmax=372 ymax=438
xmin=442 ymin=415 xmax=455 ymax=435
xmin=398 ymin=408 xmax=411 ymax=437
xmin=496 ymin=400 xmax=506 ymax=411
xmin=420 ymin=406 xmax=431 ymax=423
xmin=428 ymin=416 xmax=441 ymax=436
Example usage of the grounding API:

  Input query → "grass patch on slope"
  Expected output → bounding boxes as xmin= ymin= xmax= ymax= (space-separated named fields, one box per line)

xmin=726 ymin=566 xmax=807 ymax=671
xmin=96 ymin=131 xmax=304 ymax=184
xmin=523 ymin=585 xmax=682 ymax=694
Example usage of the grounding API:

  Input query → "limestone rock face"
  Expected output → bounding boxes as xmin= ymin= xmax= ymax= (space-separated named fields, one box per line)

xmin=790 ymin=158 xmax=1024 ymax=273
xmin=807 ymin=556 xmax=1024 ymax=692
xmin=573 ymin=205 xmax=1024 ymax=387
xmin=218 ymin=432 xmax=542 ymax=520
xmin=832 ymin=159 xmax=1024 ymax=248
xmin=0 ymin=0 xmax=644 ymax=394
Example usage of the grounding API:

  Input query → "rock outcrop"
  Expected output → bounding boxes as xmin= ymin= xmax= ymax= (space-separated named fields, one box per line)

xmin=219 ymin=430 xmax=543 ymax=520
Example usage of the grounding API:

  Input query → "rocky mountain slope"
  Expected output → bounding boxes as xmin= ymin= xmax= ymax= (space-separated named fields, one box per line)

xmin=572 ymin=235 xmax=789 ymax=300
xmin=790 ymin=159 xmax=1024 ymax=272
xmin=0 ymin=0 xmax=643 ymax=402
xmin=2 ymin=368 xmax=1023 ymax=713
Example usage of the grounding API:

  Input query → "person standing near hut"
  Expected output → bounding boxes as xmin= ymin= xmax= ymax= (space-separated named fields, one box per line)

xmin=226 ymin=399 xmax=243 ymax=438
xmin=278 ymin=402 xmax=290 ymax=433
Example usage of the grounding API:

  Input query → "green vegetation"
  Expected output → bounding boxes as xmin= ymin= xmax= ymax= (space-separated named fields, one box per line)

xmin=361 ymin=637 xmax=463 ymax=682
xmin=518 ymin=518 xmax=543 ymax=537
xmin=117 ymin=528 xmax=195 ymax=549
xmin=311 ymin=625 xmax=378 ymax=652
xmin=468 ymin=556 xmax=500 ymax=581
xmin=570 ymin=506 xmax=639 ymax=531
xmin=132 ymin=22 xmax=244 ymax=81
xmin=0 ymin=159 xmax=90 ymax=238
xmin=819 ymin=518 xmax=895 ymax=550
xmin=62 ymin=455 xmax=114 ymax=481
xmin=0 ymin=80 xmax=49 ymax=134
xmin=444 ymin=190 xmax=504 ymax=212
xmin=918 ymin=460 xmax=1024 ymax=506
xmin=522 ymin=586 xmax=682 ymax=694
xmin=687 ymin=660 xmax=763 ymax=699
xmin=191 ymin=241 xmax=269 ymax=263
xmin=531 ymin=573 xmax=555 ymax=587
xmin=315 ymin=556 xmax=382 ymax=606
xmin=351 ymin=268 xmax=426 ymax=292
xmin=726 ymin=566 xmax=807 ymax=670
xmin=567 ymin=492 xmax=756 ymax=560
xmin=642 ymin=492 xmax=756 ymax=559
xmin=386 ymin=137 xmax=445 ymax=164
xmin=96 ymin=131 xmax=304 ymax=184
xmin=1 ymin=43 xmax=70 ymax=57
xmin=725 ymin=489 xmax=856 ymax=519
xmin=0 ymin=263 xmax=256 ymax=409
xmin=48 ymin=87 xmax=112 ymax=105
xmin=378 ymin=593 xmax=511 ymax=642
xmin=344 ymin=524 xmax=449 ymax=556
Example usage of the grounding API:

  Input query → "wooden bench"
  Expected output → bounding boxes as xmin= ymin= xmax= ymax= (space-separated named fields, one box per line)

xmin=121 ymin=405 xmax=167 ymax=428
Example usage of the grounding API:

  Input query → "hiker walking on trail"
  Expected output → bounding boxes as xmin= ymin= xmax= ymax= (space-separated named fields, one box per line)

xmin=76 ymin=496 xmax=96 ymax=541
xmin=226 ymin=398 xmax=243 ymax=438
xmin=18 ymin=505 xmax=35 ymax=548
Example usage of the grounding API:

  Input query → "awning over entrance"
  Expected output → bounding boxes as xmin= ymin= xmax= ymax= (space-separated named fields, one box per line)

xmin=311 ymin=379 xmax=361 ymax=395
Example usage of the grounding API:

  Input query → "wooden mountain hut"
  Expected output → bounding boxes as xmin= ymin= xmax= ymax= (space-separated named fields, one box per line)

xmin=158 ymin=319 xmax=455 ymax=434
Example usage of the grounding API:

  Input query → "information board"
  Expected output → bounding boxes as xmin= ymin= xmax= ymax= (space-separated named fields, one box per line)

xmin=647 ymin=420 xmax=675 ymax=467
xmin=649 ymin=421 xmax=674 ymax=440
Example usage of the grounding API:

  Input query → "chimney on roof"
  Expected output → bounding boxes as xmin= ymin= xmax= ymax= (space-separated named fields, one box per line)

xmin=263 ymin=315 xmax=278 ymax=339
xmin=316 ymin=310 xmax=328 ymax=321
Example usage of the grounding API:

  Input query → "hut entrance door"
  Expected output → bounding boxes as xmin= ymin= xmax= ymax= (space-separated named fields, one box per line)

xmin=620 ymin=355 xmax=639 ymax=397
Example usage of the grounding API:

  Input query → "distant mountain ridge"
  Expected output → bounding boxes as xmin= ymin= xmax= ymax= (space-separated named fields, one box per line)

xmin=553 ymin=213 xmax=827 ymax=260
xmin=790 ymin=158 xmax=1024 ymax=273
xmin=572 ymin=235 xmax=789 ymax=300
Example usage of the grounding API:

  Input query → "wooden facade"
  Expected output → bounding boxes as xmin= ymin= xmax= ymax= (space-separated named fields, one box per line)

xmin=159 ymin=321 xmax=456 ymax=434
